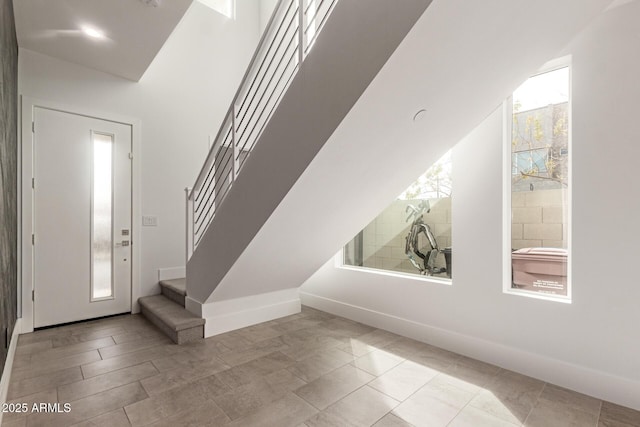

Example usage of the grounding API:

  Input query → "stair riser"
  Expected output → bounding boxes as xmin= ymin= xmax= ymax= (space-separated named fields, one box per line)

xmin=161 ymin=285 xmax=186 ymax=307
xmin=140 ymin=304 xmax=203 ymax=344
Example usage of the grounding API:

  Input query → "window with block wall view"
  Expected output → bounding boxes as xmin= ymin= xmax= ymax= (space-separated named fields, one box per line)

xmin=507 ymin=64 xmax=570 ymax=299
xmin=344 ymin=151 xmax=452 ymax=281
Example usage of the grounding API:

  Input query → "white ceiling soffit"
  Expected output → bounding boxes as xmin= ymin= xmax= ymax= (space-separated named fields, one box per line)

xmin=13 ymin=0 xmax=192 ymax=81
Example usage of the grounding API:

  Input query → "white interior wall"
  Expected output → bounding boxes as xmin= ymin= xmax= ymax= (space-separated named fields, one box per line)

xmin=18 ymin=0 xmax=262 ymax=300
xmin=301 ymin=2 xmax=640 ymax=410
xmin=259 ymin=0 xmax=279 ymax=35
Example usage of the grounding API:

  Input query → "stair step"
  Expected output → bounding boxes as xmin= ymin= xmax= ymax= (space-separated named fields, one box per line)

xmin=139 ymin=294 xmax=204 ymax=344
xmin=159 ymin=278 xmax=186 ymax=307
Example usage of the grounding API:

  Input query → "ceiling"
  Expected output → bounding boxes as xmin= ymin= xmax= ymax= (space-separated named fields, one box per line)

xmin=13 ymin=0 xmax=193 ymax=81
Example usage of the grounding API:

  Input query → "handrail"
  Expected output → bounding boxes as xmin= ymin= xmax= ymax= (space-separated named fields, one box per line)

xmin=190 ymin=0 xmax=288 ymax=194
xmin=186 ymin=0 xmax=339 ymax=260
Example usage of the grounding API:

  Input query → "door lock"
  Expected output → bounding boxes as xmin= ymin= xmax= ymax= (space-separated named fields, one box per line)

xmin=116 ymin=240 xmax=130 ymax=247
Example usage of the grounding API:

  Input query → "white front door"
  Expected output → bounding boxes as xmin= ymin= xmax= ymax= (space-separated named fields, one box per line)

xmin=33 ymin=107 xmax=132 ymax=328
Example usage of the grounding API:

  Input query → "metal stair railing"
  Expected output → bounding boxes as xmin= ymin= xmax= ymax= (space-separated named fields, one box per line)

xmin=186 ymin=0 xmax=339 ymax=262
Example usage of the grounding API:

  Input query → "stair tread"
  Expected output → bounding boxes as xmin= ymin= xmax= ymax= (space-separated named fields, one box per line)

xmin=159 ymin=278 xmax=186 ymax=295
xmin=139 ymin=295 xmax=204 ymax=331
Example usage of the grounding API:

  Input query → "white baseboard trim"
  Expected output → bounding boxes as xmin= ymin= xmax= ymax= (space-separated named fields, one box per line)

xmin=300 ymin=291 xmax=640 ymax=411
xmin=1 ymin=318 xmax=22 ymax=424
xmin=158 ymin=267 xmax=185 ymax=281
xmin=187 ymin=288 xmax=301 ymax=337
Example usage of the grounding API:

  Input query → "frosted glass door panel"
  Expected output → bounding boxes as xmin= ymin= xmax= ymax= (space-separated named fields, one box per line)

xmin=92 ymin=133 xmax=113 ymax=300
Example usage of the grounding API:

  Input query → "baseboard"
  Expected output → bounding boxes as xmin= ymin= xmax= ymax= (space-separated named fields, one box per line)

xmin=188 ymin=288 xmax=301 ymax=337
xmin=158 ymin=267 xmax=185 ymax=281
xmin=300 ymin=291 xmax=640 ymax=411
xmin=0 ymin=318 xmax=22 ymax=424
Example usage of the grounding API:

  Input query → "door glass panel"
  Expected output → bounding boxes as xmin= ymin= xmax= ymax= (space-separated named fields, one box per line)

xmin=92 ymin=133 xmax=113 ymax=300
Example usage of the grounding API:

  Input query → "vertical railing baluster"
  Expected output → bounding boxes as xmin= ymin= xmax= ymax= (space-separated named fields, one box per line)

xmin=298 ymin=0 xmax=305 ymax=63
xmin=185 ymin=187 xmax=193 ymax=264
xmin=232 ymin=108 xmax=238 ymax=180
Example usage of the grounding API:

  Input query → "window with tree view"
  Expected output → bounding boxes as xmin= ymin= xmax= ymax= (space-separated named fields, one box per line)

xmin=508 ymin=64 xmax=570 ymax=299
xmin=344 ymin=150 xmax=452 ymax=281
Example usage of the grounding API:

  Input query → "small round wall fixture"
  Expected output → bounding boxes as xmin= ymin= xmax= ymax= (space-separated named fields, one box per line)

xmin=413 ymin=109 xmax=427 ymax=122
xmin=140 ymin=0 xmax=161 ymax=7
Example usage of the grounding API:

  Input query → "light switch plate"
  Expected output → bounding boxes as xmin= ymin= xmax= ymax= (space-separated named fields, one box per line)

xmin=142 ymin=216 xmax=158 ymax=226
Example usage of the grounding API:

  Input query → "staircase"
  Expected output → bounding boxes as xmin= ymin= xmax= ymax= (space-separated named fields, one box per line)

xmin=185 ymin=0 xmax=612 ymax=310
xmin=139 ymin=279 xmax=205 ymax=344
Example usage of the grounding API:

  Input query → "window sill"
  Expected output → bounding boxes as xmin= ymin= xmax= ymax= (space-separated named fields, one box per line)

xmin=503 ymin=287 xmax=571 ymax=304
xmin=338 ymin=264 xmax=452 ymax=286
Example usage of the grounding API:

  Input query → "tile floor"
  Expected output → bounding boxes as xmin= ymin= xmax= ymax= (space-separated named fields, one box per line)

xmin=2 ymin=307 xmax=639 ymax=427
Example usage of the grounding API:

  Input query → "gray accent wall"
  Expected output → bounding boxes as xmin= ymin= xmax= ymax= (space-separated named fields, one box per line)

xmin=0 ymin=0 xmax=18 ymax=378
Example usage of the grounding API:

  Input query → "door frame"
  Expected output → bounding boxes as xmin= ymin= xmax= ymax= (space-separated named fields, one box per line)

xmin=20 ymin=97 xmax=142 ymax=333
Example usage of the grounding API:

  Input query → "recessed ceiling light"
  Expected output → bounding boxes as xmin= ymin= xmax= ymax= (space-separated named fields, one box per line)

xmin=81 ymin=26 xmax=105 ymax=39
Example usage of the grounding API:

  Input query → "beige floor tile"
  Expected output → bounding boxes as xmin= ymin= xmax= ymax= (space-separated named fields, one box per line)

xmin=7 ymin=310 xmax=638 ymax=427
xmin=71 ymin=408 xmax=131 ymax=426
xmin=235 ymin=324 xmax=284 ymax=344
xmin=1 ymin=389 xmax=57 ymax=425
xmin=306 ymin=385 xmax=399 ymax=427
xmin=449 ymin=406 xmax=520 ymax=427
xmin=81 ymin=346 xmax=171 ymax=378
xmin=217 ymin=336 xmax=290 ymax=367
xmin=392 ymin=392 xmax=461 ymax=427
xmin=321 ymin=318 xmax=376 ymax=338
xmin=58 ymin=362 xmax=158 ymax=402
xmin=1 ymin=417 xmax=28 ymax=427
xmin=226 ymin=393 xmax=318 ymax=427
xmin=444 ymin=356 xmax=501 ymax=391
xmin=26 ymin=382 xmax=147 ymax=427
xmin=350 ymin=349 xmax=404 ymax=376
xmin=469 ymin=390 xmax=535 ymax=425
xmin=8 ymin=366 xmax=82 ymax=399
xmin=98 ymin=336 xmax=170 ymax=360
xmin=52 ymin=327 xmax=126 ymax=348
xmin=280 ymin=336 xmax=345 ymax=362
xmin=15 ymin=340 xmax=52 ymax=357
xmin=295 ymin=365 xmax=375 ymax=410
xmin=12 ymin=350 xmax=101 ymax=382
xmin=188 ymin=372 xmax=233 ymax=399
xmin=272 ymin=317 xmax=324 ymax=334
xmin=213 ymin=372 xmax=303 ymax=420
xmin=147 ymin=400 xmax=230 ymax=426
xmin=538 ymin=384 xmax=602 ymax=416
xmin=468 ymin=369 xmax=545 ymax=424
xmin=149 ymin=348 xmax=214 ymax=372
xmin=30 ymin=337 xmax=116 ymax=362
xmin=111 ymin=331 xmax=158 ymax=345
xmin=141 ymin=356 xmax=228 ymax=396
xmin=413 ymin=375 xmax=477 ymax=408
xmin=205 ymin=332 xmax=253 ymax=353
xmin=598 ymin=420 xmax=637 ymax=427
xmin=599 ymin=401 xmax=640 ymax=426
xmin=338 ymin=329 xmax=402 ymax=357
xmin=216 ymin=351 xmax=294 ymax=389
xmin=124 ymin=381 xmax=211 ymax=426
xmin=287 ymin=347 xmax=355 ymax=382
xmin=368 ymin=360 xmax=439 ymax=401
xmin=524 ymin=399 xmax=599 ymax=427
xmin=372 ymin=413 xmax=413 ymax=426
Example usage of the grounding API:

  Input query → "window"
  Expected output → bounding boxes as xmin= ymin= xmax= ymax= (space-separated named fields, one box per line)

xmin=343 ymin=150 xmax=452 ymax=281
xmin=505 ymin=62 xmax=571 ymax=301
